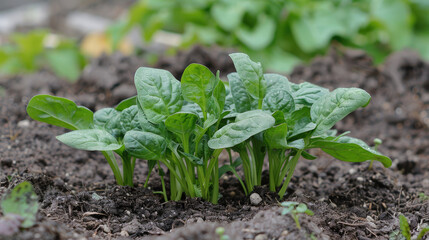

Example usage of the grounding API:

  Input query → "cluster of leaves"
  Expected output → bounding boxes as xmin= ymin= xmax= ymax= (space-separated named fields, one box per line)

xmin=389 ymin=214 xmax=429 ymax=240
xmin=27 ymin=53 xmax=391 ymax=204
xmin=0 ymin=30 xmax=86 ymax=82
xmin=110 ymin=0 xmax=429 ymax=72
xmin=0 ymin=182 xmax=39 ymax=236
xmin=281 ymin=201 xmax=314 ymax=230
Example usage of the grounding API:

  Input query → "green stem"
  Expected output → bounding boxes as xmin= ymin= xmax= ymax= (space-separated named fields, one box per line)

xmin=258 ymin=97 xmax=263 ymax=109
xmin=246 ymin=142 xmax=258 ymax=187
xmin=238 ymin=147 xmax=253 ymax=193
xmin=277 ymin=152 xmax=292 ymax=187
xmin=293 ymin=214 xmax=301 ymax=230
xmin=121 ymin=153 xmax=133 ymax=187
xmin=228 ymin=166 xmax=248 ymax=196
xmin=158 ymin=161 xmax=168 ymax=202
xmin=278 ymin=149 xmax=302 ymax=199
xmin=211 ymin=157 xmax=219 ymax=204
xmin=144 ymin=171 xmax=151 ymax=188
xmin=268 ymin=150 xmax=277 ymax=192
xmin=159 ymin=158 xmax=188 ymax=194
xmin=102 ymin=151 xmax=123 ymax=186
xmin=171 ymin=150 xmax=196 ymax=198
xmin=252 ymin=138 xmax=265 ymax=185
xmin=203 ymin=149 xmax=223 ymax=201
xmin=130 ymin=157 xmax=136 ymax=177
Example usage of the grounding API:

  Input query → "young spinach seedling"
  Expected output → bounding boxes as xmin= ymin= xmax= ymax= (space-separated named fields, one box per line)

xmin=281 ymin=201 xmax=314 ymax=230
xmin=397 ymin=214 xmax=429 ymax=240
xmin=0 ymin=182 xmax=38 ymax=236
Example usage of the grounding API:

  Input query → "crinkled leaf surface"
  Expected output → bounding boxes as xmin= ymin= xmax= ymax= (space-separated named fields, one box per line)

xmin=118 ymin=105 xmax=140 ymax=133
xmin=135 ymin=67 xmax=183 ymax=124
xmin=94 ymin=108 xmax=120 ymax=128
xmin=292 ymin=82 xmax=329 ymax=106
xmin=56 ymin=129 xmax=122 ymax=151
xmin=27 ymin=95 xmax=93 ymax=130
xmin=229 ymin=53 xmax=266 ymax=100
xmin=124 ymin=130 xmax=166 ymax=160
xmin=311 ymin=88 xmax=371 ymax=135
xmin=208 ymin=110 xmax=275 ymax=149
xmin=262 ymin=90 xmax=295 ymax=115
xmin=137 ymin=101 xmax=163 ymax=136
xmin=228 ymin=72 xmax=257 ymax=113
xmin=1 ymin=181 xmax=38 ymax=228
xmin=265 ymin=73 xmax=291 ymax=94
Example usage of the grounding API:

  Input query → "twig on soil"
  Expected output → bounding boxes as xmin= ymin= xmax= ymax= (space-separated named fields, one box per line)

xmin=338 ymin=221 xmax=368 ymax=227
xmin=366 ymin=227 xmax=378 ymax=238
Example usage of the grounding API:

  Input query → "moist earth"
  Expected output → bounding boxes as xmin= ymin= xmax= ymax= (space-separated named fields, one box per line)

xmin=0 ymin=46 xmax=428 ymax=240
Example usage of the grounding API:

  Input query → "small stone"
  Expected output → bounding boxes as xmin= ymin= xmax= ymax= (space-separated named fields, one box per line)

xmin=349 ymin=168 xmax=356 ymax=174
xmin=254 ymin=234 xmax=267 ymax=240
xmin=308 ymin=165 xmax=318 ymax=173
xmin=196 ymin=217 xmax=204 ymax=223
xmin=357 ymin=177 xmax=364 ymax=182
xmin=120 ymin=230 xmax=129 ymax=237
xmin=250 ymin=193 xmax=262 ymax=206
xmin=100 ymin=224 xmax=111 ymax=233
xmin=17 ymin=120 xmax=30 ymax=128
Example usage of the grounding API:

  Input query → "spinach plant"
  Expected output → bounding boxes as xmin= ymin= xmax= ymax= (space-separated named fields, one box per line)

xmin=209 ymin=53 xmax=391 ymax=198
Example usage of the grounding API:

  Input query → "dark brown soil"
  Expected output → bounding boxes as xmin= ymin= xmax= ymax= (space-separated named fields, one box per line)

xmin=0 ymin=46 xmax=428 ymax=240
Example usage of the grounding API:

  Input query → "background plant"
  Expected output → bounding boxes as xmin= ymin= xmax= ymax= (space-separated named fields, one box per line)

xmin=109 ymin=0 xmax=429 ymax=72
xmin=390 ymin=214 xmax=429 ymax=240
xmin=0 ymin=182 xmax=39 ymax=236
xmin=0 ymin=29 xmax=86 ymax=82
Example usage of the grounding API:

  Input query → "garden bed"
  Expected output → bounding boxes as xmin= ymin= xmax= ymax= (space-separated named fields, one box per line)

xmin=0 ymin=46 xmax=428 ymax=240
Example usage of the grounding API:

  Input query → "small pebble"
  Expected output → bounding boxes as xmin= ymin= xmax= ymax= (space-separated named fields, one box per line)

xmin=250 ymin=193 xmax=262 ymax=206
xmin=308 ymin=165 xmax=318 ymax=173
xmin=17 ymin=120 xmax=30 ymax=128
xmin=254 ymin=234 xmax=267 ymax=240
xmin=357 ymin=177 xmax=364 ymax=182
xmin=349 ymin=168 xmax=356 ymax=174
xmin=120 ymin=230 xmax=129 ymax=237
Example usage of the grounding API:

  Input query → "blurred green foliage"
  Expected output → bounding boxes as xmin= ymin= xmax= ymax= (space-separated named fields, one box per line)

xmin=113 ymin=0 xmax=429 ymax=72
xmin=0 ymin=30 xmax=86 ymax=82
